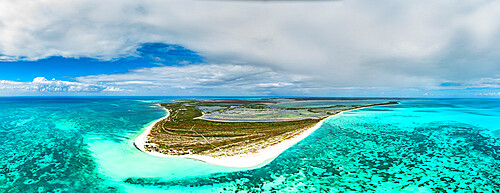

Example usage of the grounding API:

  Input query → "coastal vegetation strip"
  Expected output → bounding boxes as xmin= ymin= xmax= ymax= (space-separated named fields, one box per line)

xmin=143 ymin=100 xmax=399 ymax=157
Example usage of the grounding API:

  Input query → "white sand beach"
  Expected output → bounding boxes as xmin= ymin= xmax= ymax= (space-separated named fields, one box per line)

xmin=134 ymin=103 xmax=397 ymax=168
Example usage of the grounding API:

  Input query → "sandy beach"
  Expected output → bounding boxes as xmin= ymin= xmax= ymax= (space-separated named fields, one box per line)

xmin=134 ymin=102 xmax=398 ymax=168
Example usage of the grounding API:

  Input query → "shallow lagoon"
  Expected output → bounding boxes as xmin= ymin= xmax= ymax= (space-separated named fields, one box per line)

xmin=0 ymin=98 xmax=498 ymax=192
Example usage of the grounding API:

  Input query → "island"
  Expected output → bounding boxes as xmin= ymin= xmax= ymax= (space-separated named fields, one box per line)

xmin=134 ymin=99 xmax=399 ymax=168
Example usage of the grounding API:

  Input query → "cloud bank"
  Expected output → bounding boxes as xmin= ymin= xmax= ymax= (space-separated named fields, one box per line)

xmin=76 ymin=64 xmax=312 ymax=96
xmin=1 ymin=0 xmax=500 ymax=96
xmin=0 ymin=77 xmax=119 ymax=95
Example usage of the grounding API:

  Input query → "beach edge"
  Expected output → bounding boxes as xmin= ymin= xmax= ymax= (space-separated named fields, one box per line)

xmin=133 ymin=102 xmax=399 ymax=168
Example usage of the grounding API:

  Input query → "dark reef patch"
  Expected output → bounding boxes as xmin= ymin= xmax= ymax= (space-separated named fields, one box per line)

xmin=125 ymin=119 xmax=500 ymax=192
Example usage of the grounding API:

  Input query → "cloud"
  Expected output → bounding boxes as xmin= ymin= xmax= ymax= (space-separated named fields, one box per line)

xmin=73 ymin=62 xmax=500 ymax=96
xmin=75 ymin=64 xmax=309 ymax=95
xmin=1 ymin=0 xmax=500 ymax=95
xmin=477 ymin=92 xmax=500 ymax=96
xmin=435 ymin=77 xmax=500 ymax=89
xmin=0 ymin=77 xmax=120 ymax=93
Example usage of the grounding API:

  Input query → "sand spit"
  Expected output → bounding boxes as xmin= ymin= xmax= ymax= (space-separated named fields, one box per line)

xmin=134 ymin=102 xmax=398 ymax=168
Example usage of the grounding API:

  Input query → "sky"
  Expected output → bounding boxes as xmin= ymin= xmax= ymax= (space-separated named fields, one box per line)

xmin=0 ymin=0 xmax=500 ymax=97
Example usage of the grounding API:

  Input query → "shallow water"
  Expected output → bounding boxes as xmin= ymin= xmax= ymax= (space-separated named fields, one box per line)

xmin=0 ymin=98 xmax=499 ymax=192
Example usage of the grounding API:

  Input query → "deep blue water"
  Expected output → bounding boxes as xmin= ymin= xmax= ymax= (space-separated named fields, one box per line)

xmin=0 ymin=98 xmax=498 ymax=192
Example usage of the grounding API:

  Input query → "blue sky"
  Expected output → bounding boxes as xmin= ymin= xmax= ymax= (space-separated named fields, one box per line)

xmin=0 ymin=0 xmax=499 ymax=97
xmin=0 ymin=43 xmax=203 ymax=82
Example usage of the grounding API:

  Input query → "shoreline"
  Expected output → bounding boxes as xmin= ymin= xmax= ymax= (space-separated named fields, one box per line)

xmin=194 ymin=116 xmax=321 ymax=123
xmin=134 ymin=102 xmax=399 ymax=168
xmin=133 ymin=104 xmax=170 ymax=154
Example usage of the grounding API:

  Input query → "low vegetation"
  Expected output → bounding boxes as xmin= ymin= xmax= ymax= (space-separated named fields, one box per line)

xmin=143 ymin=100 xmax=398 ymax=157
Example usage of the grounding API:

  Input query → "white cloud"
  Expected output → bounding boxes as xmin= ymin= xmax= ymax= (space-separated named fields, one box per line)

xmin=477 ymin=92 xmax=500 ymax=96
xmin=435 ymin=77 xmax=500 ymax=90
xmin=0 ymin=77 xmax=120 ymax=93
xmin=1 ymin=0 xmax=500 ymax=94
xmin=75 ymin=64 xmax=308 ymax=95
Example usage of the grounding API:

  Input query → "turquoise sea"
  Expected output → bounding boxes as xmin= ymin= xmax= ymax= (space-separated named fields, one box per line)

xmin=0 ymin=97 xmax=499 ymax=192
